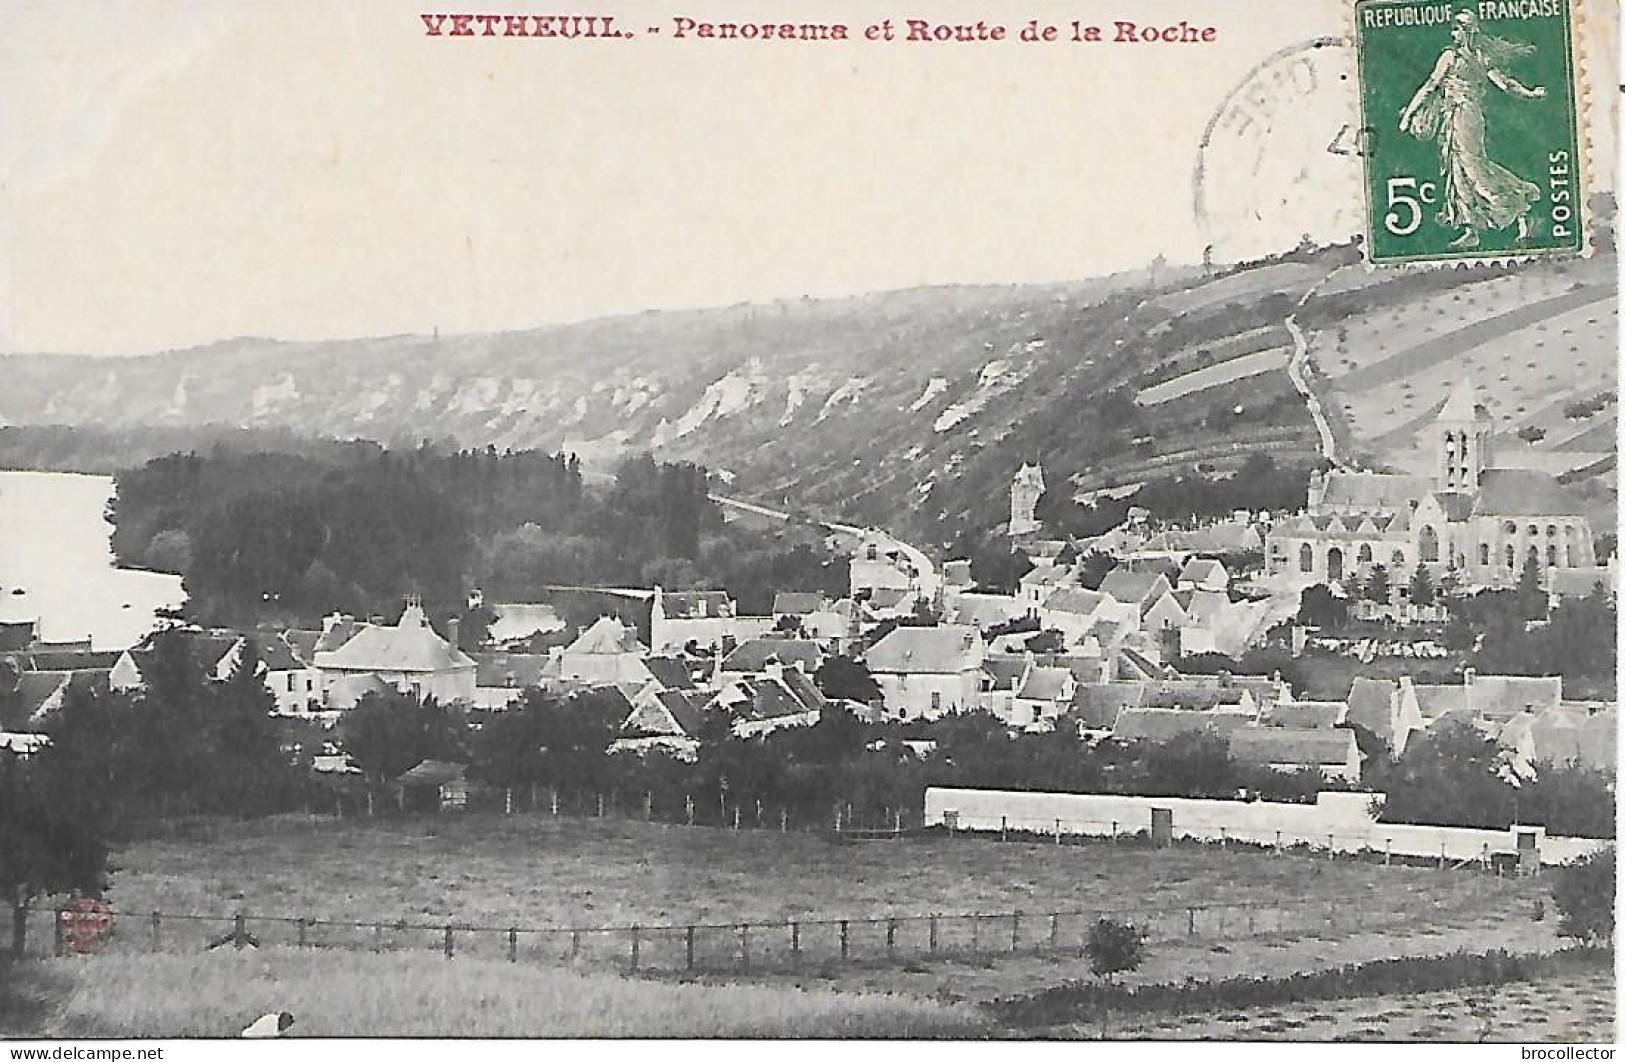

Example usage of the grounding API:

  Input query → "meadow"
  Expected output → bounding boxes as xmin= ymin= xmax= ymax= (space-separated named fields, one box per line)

xmin=5 ymin=949 xmax=987 ymax=1039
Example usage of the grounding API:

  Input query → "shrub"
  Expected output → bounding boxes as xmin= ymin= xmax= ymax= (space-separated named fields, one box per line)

xmin=1552 ymin=849 xmax=1614 ymax=944
xmin=1084 ymin=918 xmax=1146 ymax=983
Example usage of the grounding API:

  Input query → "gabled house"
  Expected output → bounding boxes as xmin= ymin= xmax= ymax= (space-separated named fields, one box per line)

xmin=214 ymin=633 xmax=322 ymax=716
xmin=1018 ymin=564 xmax=1074 ymax=610
xmin=556 ymin=616 xmax=650 ymax=688
xmin=979 ymin=652 xmax=1033 ymax=721
xmin=1099 ymin=570 xmax=1174 ymax=614
xmin=1228 ymin=727 xmax=1362 ymax=782
xmin=771 ymin=593 xmax=853 ymax=644
xmin=710 ymin=662 xmax=829 ymax=738
xmin=615 ymin=687 xmax=713 ymax=760
xmin=471 ymin=652 xmax=554 ymax=711
xmin=948 ymin=592 xmax=1028 ymax=632
xmin=1345 ymin=676 xmax=1425 ymax=757
xmin=1011 ymin=665 xmax=1076 ymax=730
xmin=1178 ymin=558 xmax=1230 ymax=594
xmin=1112 ymin=707 xmax=1252 ymax=742
xmin=865 ymin=625 xmax=985 ymax=722
xmin=650 ymin=588 xmax=746 ymax=652
xmin=720 ymin=638 xmax=825 ymax=679
xmin=313 ymin=602 xmax=477 ymax=710
xmin=1069 ymin=682 xmax=1146 ymax=731
xmin=110 ymin=630 xmax=240 ymax=693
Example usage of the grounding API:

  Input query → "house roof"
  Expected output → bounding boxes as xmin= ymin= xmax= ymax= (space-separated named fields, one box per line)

xmin=1263 ymin=700 xmax=1347 ymax=729
xmin=473 ymin=652 xmax=553 ymax=689
xmin=1020 ymin=566 xmax=1071 ymax=587
xmin=315 ymin=605 xmax=476 ymax=674
xmin=564 ymin=616 xmax=643 ymax=655
xmin=1468 ymin=675 xmax=1564 ymax=716
xmin=1438 ymin=379 xmax=1486 ymax=423
xmin=1474 ymin=470 xmax=1585 ymax=518
xmin=248 ymin=634 xmax=304 ymax=673
xmin=5 ymin=649 xmax=121 ymax=672
xmin=1318 ymin=471 xmax=1430 ymax=510
xmin=1070 ymin=683 xmax=1145 ymax=729
xmin=721 ymin=638 xmax=824 ymax=673
xmin=1099 ymin=570 xmax=1170 ymax=606
xmin=659 ymin=591 xmax=734 ymax=619
xmin=656 ymin=689 xmax=710 ymax=736
xmin=128 ymin=632 xmax=241 ymax=682
xmin=1018 ymin=667 xmax=1072 ymax=702
xmin=1043 ymin=588 xmax=1107 ymax=615
xmin=1180 ymin=589 xmax=1231 ymax=627
xmin=866 ymin=626 xmax=981 ymax=674
xmin=3 ymin=671 xmax=66 ymax=730
xmin=397 ymin=759 xmax=467 ymax=785
xmin=1228 ymin=727 xmax=1357 ymax=768
xmin=1140 ymin=681 xmax=1249 ymax=711
xmin=1345 ymin=677 xmax=1398 ymax=739
xmin=950 ymin=593 xmax=1025 ymax=628
xmin=1118 ymin=647 xmax=1176 ymax=681
xmin=643 ymin=656 xmax=697 ymax=690
xmin=1113 ymin=707 xmax=1249 ymax=741
xmin=983 ymin=653 xmax=1032 ymax=692
xmin=772 ymin=592 xmax=830 ymax=615
xmin=1179 ymin=558 xmax=1227 ymax=584
xmin=283 ymin=629 xmax=323 ymax=666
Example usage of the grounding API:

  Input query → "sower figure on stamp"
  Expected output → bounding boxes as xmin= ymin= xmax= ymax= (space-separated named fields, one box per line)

xmin=1399 ymin=10 xmax=1547 ymax=250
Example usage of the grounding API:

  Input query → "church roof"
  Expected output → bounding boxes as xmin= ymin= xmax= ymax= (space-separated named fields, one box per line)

xmin=1431 ymin=492 xmax=1477 ymax=522
xmin=1438 ymin=379 xmax=1488 ymax=423
xmin=1319 ymin=471 xmax=1430 ymax=510
xmin=1473 ymin=470 xmax=1584 ymax=517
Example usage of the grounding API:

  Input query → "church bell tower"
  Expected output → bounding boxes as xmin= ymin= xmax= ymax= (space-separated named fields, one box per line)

xmin=1435 ymin=379 xmax=1491 ymax=493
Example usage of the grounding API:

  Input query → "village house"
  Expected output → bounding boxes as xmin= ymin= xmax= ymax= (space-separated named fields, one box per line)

xmin=979 ymin=652 xmax=1033 ymax=721
xmin=1547 ymin=560 xmax=1617 ymax=611
xmin=1177 ymin=558 xmax=1230 ymax=594
xmin=1069 ymin=682 xmax=1147 ymax=732
xmin=649 ymin=588 xmax=769 ymax=652
xmin=1344 ymin=676 xmax=1426 ymax=757
xmin=471 ymin=652 xmax=554 ymax=711
xmin=710 ymin=662 xmax=829 ymax=738
xmin=1010 ymin=665 xmax=1075 ymax=730
xmin=947 ymin=592 xmax=1029 ymax=632
xmin=555 ymin=616 xmax=651 ymax=689
xmin=1018 ymin=563 xmax=1074 ymax=610
xmin=771 ymin=592 xmax=854 ymax=644
xmin=1227 ymin=727 xmax=1362 ymax=783
xmin=865 ymin=624 xmax=985 ymax=721
xmin=614 ymin=687 xmax=712 ymax=760
xmin=312 ymin=601 xmax=477 ymax=710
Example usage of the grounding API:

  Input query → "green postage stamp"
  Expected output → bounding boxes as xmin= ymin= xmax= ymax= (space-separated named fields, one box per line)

xmin=1354 ymin=0 xmax=1586 ymax=264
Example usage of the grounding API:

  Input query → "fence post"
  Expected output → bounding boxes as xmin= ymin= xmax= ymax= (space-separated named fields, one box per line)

xmin=1050 ymin=912 xmax=1060 ymax=950
xmin=1110 ymin=820 xmax=1117 ymax=843
xmin=443 ymin=926 xmax=454 ymax=960
xmin=366 ymin=790 xmax=374 ymax=818
xmin=839 ymin=920 xmax=849 ymax=961
xmin=834 ymin=804 xmax=842 ymax=832
xmin=1187 ymin=908 xmax=1196 ymax=936
xmin=373 ymin=923 xmax=383 ymax=953
xmin=755 ymin=799 xmax=763 ymax=827
xmin=629 ymin=925 xmax=640 ymax=972
xmin=1328 ymin=834 xmax=1335 ymax=860
xmin=790 ymin=921 xmax=800 ymax=964
xmin=1011 ymin=911 xmax=1021 ymax=952
xmin=570 ymin=928 xmax=581 ymax=962
xmin=645 ymin=792 xmax=653 ymax=822
xmin=1385 ymin=838 xmax=1392 ymax=867
xmin=886 ymin=918 xmax=897 ymax=958
xmin=505 ymin=787 xmax=513 ymax=815
xmin=733 ymin=806 xmax=741 ymax=830
xmin=551 ymin=789 xmax=559 ymax=817
xmin=686 ymin=794 xmax=695 ymax=827
xmin=1000 ymin=815 xmax=1008 ymax=842
xmin=596 ymin=794 xmax=605 ymax=818
xmin=929 ymin=914 xmax=939 ymax=954
xmin=151 ymin=911 xmax=161 ymax=952
xmin=1055 ymin=819 xmax=1063 ymax=845
xmin=1440 ymin=842 xmax=1447 ymax=869
xmin=739 ymin=924 xmax=750 ymax=969
xmin=685 ymin=925 xmax=696 ymax=970
xmin=507 ymin=927 xmax=518 ymax=963
xmin=1220 ymin=826 xmax=1227 ymax=849
xmin=1275 ymin=830 xmax=1283 ymax=855
xmin=780 ymin=808 xmax=789 ymax=833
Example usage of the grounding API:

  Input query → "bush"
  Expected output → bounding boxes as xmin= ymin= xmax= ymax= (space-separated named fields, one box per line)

xmin=1084 ymin=918 xmax=1146 ymax=983
xmin=1552 ymin=849 xmax=1614 ymax=944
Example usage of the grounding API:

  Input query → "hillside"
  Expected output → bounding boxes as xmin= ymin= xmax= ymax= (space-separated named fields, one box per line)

xmin=0 ymin=242 xmax=1615 ymax=547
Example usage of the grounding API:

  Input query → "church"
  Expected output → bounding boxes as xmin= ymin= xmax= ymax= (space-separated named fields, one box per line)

xmin=1267 ymin=380 xmax=1598 ymax=592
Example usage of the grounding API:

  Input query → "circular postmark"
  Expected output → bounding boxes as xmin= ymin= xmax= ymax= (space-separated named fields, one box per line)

xmin=1194 ymin=37 xmax=1365 ymax=265
xmin=58 ymin=896 xmax=115 ymax=954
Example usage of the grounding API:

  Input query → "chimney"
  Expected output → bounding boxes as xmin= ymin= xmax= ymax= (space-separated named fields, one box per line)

xmin=1463 ymin=667 xmax=1477 ymax=687
xmin=448 ymin=618 xmax=461 ymax=651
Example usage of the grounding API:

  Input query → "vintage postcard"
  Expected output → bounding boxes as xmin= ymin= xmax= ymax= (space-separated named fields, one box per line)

xmin=0 ymin=0 xmax=1617 ymax=1049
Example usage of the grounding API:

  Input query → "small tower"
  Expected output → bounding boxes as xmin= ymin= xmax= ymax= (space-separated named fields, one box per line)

xmin=1436 ymin=379 xmax=1492 ymax=493
xmin=1009 ymin=462 xmax=1045 ymax=539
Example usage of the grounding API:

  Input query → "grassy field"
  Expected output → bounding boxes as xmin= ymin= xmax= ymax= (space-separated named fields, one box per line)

xmin=1105 ymin=962 xmax=1614 ymax=1042
xmin=2 ymin=949 xmax=986 ymax=1039
xmin=93 ymin=813 xmax=1526 ymax=934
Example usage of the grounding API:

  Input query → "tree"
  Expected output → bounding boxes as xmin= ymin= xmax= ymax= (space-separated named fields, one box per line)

xmin=1551 ymin=848 xmax=1613 ymax=944
xmin=814 ymin=655 xmax=881 ymax=706
xmin=1085 ymin=917 xmax=1146 ymax=985
xmin=0 ymin=752 xmax=111 ymax=956
xmin=1364 ymin=564 xmax=1391 ymax=605
xmin=339 ymin=692 xmax=469 ymax=796
xmin=1409 ymin=566 xmax=1437 ymax=608
xmin=1296 ymin=584 xmax=1348 ymax=629
xmin=1514 ymin=558 xmax=1547 ymax=621
xmin=1075 ymin=551 xmax=1117 ymax=591
xmin=205 ymin=639 xmax=293 ymax=817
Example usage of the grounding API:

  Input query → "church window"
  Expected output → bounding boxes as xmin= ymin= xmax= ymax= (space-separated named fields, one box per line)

xmin=1527 ymin=524 xmax=1538 ymax=537
xmin=1504 ymin=521 xmax=1517 ymax=535
xmin=1567 ymin=544 xmax=1576 ymax=566
xmin=1391 ymin=550 xmax=1406 ymax=568
xmin=1358 ymin=544 xmax=1373 ymax=564
xmin=1419 ymin=526 xmax=1440 ymax=564
xmin=1546 ymin=524 xmax=1557 ymax=537
xmin=1478 ymin=543 xmax=1490 ymax=566
xmin=1298 ymin=544 xmax=1314 ymax=573
xmin=1505 ymin=545 xmax=1516 ymax=568
xmin=1547 ymin=545 xmax=1559 ymax=567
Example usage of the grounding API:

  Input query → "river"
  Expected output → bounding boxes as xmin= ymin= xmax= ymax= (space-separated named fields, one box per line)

xmin=0 ymin=470 xmax=186 ymax=650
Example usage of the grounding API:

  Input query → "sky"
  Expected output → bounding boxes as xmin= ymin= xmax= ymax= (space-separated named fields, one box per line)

xmin=0 ymin=0 xmax=1616 ymax=356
